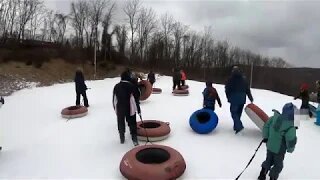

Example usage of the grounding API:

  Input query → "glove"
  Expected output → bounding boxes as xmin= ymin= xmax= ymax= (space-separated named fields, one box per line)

xmin=262 ymin=138 xmax=268 ymax=143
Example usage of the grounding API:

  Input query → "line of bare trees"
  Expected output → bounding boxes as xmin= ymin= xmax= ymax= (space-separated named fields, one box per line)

xmin=0 ymin=0 xmax=289 ymax=68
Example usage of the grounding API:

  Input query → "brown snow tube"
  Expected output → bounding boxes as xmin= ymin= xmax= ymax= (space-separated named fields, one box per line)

xmin=173 ymin=89 xmax=189 ymax=96
xmin=137 ymin=120 xmax=170 ymax=141
xmin=139 ymin=80 xmax=152 ymax=101
xmin=61 ymin=106 xmax=88 ymax=119
xmin=152 ymin=88 xmax=162 ymax=94
xmin=181 ymin=85 xmax=189 ymax=90
xmin=120 ymin=144 xmax=186 ymax=180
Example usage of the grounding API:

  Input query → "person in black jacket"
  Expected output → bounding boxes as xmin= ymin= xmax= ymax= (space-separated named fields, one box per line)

xmin=172 ymin=68 xmax=182 ymax=91
xmin=74 ymin=69 xmax=89 ymax=107
xmin=113 ymin=70 xmax=141 ymax=146
xmin=147 ymin=70 xmax=156 ymax=86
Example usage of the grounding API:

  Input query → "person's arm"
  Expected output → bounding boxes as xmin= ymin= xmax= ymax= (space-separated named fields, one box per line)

xmin=285 ymin=127 xmax=297 ymax=153
xmin=213 ymin=88 xmax=222 ymax=107
xmin=263 ymin=117 xmax=273 ymax=139
xmin=133 ymin=86 xmax=141 ymax=114
xmin=294 ymin=92 xmax=301 ymax=100
xmin=112 ymin=86 xmax=116 ymax=110
xmin=246 ymin=86 xmax=254 ymax=102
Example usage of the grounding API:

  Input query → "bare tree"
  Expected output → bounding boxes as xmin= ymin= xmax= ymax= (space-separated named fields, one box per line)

xmin=123 ymin=0 xmax=141 ymax=60
xmin=101 ymin=1 xmax=116 ymax=62
xmin=54 ymin=13 xmax=68 ymax=43
xmin=114 ymin=24 xmax=127 ymax=57
xmin=70 ymin=0 xmax=88 ymax=47
xmin=137 ymin=7 xmax=156 ymax=61
xmin=160 ymin=13 xmax=174 ymax=59
xmin=17 ymin=0 xmax=42 ymax=40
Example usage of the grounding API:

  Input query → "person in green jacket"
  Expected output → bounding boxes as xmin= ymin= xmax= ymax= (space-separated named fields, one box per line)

xmin=258 ymin=103 xmax=297 ymax=180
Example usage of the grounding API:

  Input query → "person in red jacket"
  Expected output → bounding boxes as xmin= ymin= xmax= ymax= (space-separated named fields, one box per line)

xmin=203 ymin=81 xmax=222 ymax=111
xmin=180 ymin=69 xmax=187 ymax=86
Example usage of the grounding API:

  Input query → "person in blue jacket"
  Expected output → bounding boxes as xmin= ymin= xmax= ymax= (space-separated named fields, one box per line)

xmin=203 ymin=81 xmax=222 ymax=111
xmin=225 ymin=66 xmax=253 ymax=134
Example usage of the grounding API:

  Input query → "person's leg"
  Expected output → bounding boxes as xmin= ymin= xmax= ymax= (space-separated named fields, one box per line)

xmin=259 ymin=150 xmax=274 ymax=180
xmin=117 ymin=113 xmax=126 ymax=144
xmin=230 ymin=104 xmax=244 ymax=132
xmin=127 ymin=114 xmax=138 ymax=145
xmin=182 ymin=80 xmax=185 ymax=86
xmin=76 ymin=93 xmax=81 ymax=106
xmin=269 ymin=152 xmax=285 ymax=180
xmin=82 ymin=91 xmax=89 ymax=107
xmin=172 ymin=80 xmax=176 ymax=90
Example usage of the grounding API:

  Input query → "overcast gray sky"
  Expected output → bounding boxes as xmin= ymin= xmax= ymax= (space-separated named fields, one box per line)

xmin=45 ymin=0 xmax=320 ymax=68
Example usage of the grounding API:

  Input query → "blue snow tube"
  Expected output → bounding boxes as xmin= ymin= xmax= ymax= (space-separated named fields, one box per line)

xmin=189 ymin=108 xmax=218 ymax=134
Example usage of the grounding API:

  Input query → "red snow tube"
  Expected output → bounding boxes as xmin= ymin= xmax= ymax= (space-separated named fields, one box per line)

xmin=152 ymin=88 xmax=162 ymax=94
xmin=181 ymin=85 xmax=189 ymax=90
xmin=173 ymin=89 xmax=189 ymax=96
xmin=245 ymin=103 xmax=269 ymax=130
xmin=139 ymin=80 xmax=152 ymax=101
xmin=61 ymin=105 xmax=88 ymax=119
xmin=137 ymin=120 xmax=170 ymax=142
xmin=120 ymin=144 xmax=186 ymax=180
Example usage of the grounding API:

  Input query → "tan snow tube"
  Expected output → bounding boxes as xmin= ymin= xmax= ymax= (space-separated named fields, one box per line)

xmin=139 ymin=80 xmax=152 ymax=101
xmin=152 ymin=88 xmax=162 ymax=94
xmin=173 ymin=89 xmax=189 ymax=96
xmin=61 ymin=106 xmax=88 ymax=119
xmin=137 ymin=120 xmax=170 ymax=142
xmin=245 ymin=103 xmax=269 ymax=130
xmin=120 ymin=144 xmax=186 ymax=180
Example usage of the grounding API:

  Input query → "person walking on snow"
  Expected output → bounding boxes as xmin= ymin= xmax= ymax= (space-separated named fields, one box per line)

xmin=74 ymin=69 xmax=89 ymax=107
xmin=180 ymin=69 xmax=187 ymax=86
xmin=147 ymin=70 xmax=156 ymax=86
xmin=294 ymin=83 xmax=312 ymax=117
xmin=0 ymin=96 xmax=4 ymax=150
xmin=172 ymin=68 xmax=182 ymax=91
xmin=225 ymin=66 xmax=253 ymax=134
xmin=203 ymin=81 xmax=222 ymax=111
xmin=258 ymin=103 xmax=297 ymax=180
xmin=113 ymin=70 xmax=141 ymax=146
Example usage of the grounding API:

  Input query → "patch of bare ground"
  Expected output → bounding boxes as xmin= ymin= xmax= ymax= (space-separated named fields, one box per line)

xmin=0 ymin=59 xmax=127 ymax=96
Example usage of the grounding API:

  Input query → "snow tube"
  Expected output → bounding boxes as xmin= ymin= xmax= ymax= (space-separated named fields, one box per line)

xmin=245 ymin=103 xmax=269 ymax=131
xmin=152 ymin=88 xmax=162 ymax=94
xmin=181 ymin=85 xmax=189 ymax=90
xmin=137 ymin=120 xmax=170 ymax=142
xmin=61 ymin=106 xmax=88 ymax=119
xmin=173 ymin=89 xmax=189 ymax=96
xmin=120 ymin=144 xmax=186 ymax=180
xmin=189 ymin=108 xmax=218 ymax=134
xmin=138 ymin=80 xmax=152 ymax=101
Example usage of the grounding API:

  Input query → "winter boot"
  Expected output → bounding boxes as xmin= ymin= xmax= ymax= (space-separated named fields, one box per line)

xmin=132 ymin=135 xmax=139 ymax=146
xmin=119 ymin=133 xmax=125 ymax=144
xmin=257 ymin=167 xmax=268 ymax=180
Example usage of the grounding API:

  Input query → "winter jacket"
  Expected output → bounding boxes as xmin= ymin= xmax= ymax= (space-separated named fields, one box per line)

xmin=0 ymin=96 xmax=4 ymax=108
xmin=147 ymin=72 xmax=156 ymax=84
xmin=203 ymin=87 xmax=221 ymax=108
xmin=74 ymin=71 xmax=87 ymax=93
xmin=173 ymin=70 xmax=182 ymax=81
xmin=225 ymin=72 xmax=253 ymax=105
xmin=113 ymin=71 xmax=141 ymax=117
xmin=181 ymin=71 xmax=187 ymax=80
xmin=263 ymin=111 xmax=297 ymax=154
xmin=294 ymin=90 xmax=309 ymax=108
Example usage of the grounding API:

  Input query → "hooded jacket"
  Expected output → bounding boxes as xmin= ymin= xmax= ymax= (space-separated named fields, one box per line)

xmin=113 ymin=71 xmax=141 ymax=116
xmin=225 ymin=70 xmax=253 ymax=105
xmin=74 ymin=70 xmax=87 ymax=93
xmin=263 ymin=103 xmax=297 ymax=154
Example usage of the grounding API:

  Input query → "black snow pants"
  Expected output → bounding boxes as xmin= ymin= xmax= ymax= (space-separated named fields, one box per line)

xmin=117 ymin=113 xmax=137 ymax=139
xmin=76 ymin=91 xmax=89 ymax=107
